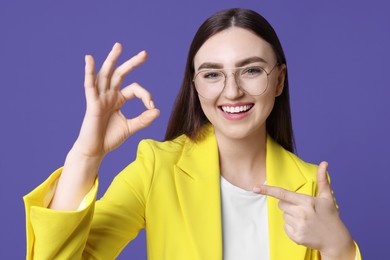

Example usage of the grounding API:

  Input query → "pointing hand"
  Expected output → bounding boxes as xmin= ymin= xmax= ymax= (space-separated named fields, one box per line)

xmin=253 ymin=162 xmax=356 ymax=259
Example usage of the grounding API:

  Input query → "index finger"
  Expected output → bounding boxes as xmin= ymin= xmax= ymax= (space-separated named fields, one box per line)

xmin=253 ymin=185 xmax=311 ymax=205
xmin=120 ymin=82 xmax=155 ymax=109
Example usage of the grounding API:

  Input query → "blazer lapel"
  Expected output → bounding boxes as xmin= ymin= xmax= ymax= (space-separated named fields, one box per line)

xmin=266 ymin=136 xmax=312 ymax=260
xmin=173 ymin=129 xmax=315 ymax=260
xmin=174 ymin=126 xmax=223 ymax=260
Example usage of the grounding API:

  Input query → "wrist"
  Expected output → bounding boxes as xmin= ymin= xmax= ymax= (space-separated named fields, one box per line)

xmin=320 ymin=238 xmax=356 ymax=260
xmin=50 ymin=147 xmax=103 ymax=210
xmin=69 ymin=142 xmax=105 ymax=163
xmin=64 ymin=146 xmax=104 ymax=181
xmin=65 ymin=148 xmax=104 ymax=176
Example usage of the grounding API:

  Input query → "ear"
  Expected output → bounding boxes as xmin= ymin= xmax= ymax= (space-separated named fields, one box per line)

xmin=275 ymin=64 xmax=286 ymax=97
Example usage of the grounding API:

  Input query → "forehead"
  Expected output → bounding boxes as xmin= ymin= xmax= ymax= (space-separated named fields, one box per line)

xmin=194 ymin=27 xmax=276 ymax=68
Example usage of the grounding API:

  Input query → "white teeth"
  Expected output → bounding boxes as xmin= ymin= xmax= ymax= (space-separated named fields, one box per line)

xmin=221 ymin=105 xmax=252 ymax=113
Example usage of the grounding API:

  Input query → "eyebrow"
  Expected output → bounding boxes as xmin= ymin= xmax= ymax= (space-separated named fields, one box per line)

xmin=197 ymin=56 xmax=269 ymax=71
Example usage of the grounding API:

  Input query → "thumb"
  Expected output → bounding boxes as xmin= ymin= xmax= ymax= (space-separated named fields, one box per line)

xmin=127 ymin=108 xmax=160 ymax=135
xmin=317 ymin=161 xmax=333 ymax=199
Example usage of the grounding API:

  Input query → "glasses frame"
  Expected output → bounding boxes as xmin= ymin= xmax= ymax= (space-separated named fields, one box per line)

xmin=193 ymin=63 xmax=280 ymax=99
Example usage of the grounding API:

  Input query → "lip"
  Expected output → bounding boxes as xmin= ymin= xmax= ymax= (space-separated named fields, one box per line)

xmin=218 ymin=102 xmax=254 ymax=121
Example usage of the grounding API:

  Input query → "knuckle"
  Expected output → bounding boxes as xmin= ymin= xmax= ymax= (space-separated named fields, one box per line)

xmin=131 ymin=82 xmax=141 ymax=89
xmin=113 ymin=71 xmax=124 ymax=82
xmin=138 ymin=113 xmax=152 ymax=128
xmin=85 ymin=71 xmax=94 ymax=76
xmin=308 ymin=197 xmax=315 ymax=207
xmin=296 ymin=209 xmax=306 ymax=221
xmin=295 ymin=235 xmax=304 ymax=245
xmin=99 ymin=73 xmax=110 ymax=80
xmin=144 ymin=91 xmax=152 ymax=100
xmin=138 ymin=116 xmax=147 ymax=127
xmin=292 ymin=229 xmax=305 ymax=245
xmin=278 ymin=190 xmax=286 ymax=200
xmin=296 ymin=218 xmax=306 ymax=230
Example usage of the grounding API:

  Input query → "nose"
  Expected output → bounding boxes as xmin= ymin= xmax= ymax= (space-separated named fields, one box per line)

xmin=221 ymin=73 xmax=244 ymax=99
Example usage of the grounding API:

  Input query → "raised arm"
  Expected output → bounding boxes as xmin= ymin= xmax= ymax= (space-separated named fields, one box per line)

xmin=49 ymin=43 xmax=160 ymax=210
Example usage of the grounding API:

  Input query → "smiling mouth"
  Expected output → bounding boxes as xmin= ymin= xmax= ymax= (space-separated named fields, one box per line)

xmin=220 ymin=104 xmax=254 ymax=114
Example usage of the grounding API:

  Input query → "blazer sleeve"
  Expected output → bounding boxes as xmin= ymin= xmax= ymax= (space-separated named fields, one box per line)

xmin=23 ymin=168 xmax=99 ymax=260
xmin=24 ymin=140 xmax=156 ymax=260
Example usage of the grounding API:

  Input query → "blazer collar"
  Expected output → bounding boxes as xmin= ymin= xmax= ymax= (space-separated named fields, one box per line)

xmin=175 ymin=125 xmax=220 ymax=180
xmin=175 ymin=125 xmax=307 ymax=189
xmin=266 ymin=136 xmax=310 ymax=259
xmin=266 ymin=136 xmax=307 ymax=191
xmin=174 ymin=125 xmax=222 ymax=259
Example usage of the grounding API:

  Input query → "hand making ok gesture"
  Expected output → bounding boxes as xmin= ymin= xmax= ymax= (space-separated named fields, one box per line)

xmin=50 ymin=43 xmax=160 ymax=210
xmin=74 ymin=42 xmax=160 ymax=159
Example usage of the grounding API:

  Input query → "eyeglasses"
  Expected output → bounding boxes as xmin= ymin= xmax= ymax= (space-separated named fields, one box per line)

xmin=193 ymin=63 xmax=279 ymax=99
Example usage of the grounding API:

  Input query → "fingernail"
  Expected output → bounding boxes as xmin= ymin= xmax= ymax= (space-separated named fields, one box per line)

xmin=114 ymin=42 xmax=123 ymax=50
xmin=138 ymin=50 xmax=146 ymax=56
xmin=253 ymin=187 xmax=261 ymax=193
xmin=149 ymin=100 xmax=155 ymax=109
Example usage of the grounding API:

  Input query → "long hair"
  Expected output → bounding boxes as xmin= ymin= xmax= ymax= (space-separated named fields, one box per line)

xmin=164 ymin=8 xmax=295 ymax=153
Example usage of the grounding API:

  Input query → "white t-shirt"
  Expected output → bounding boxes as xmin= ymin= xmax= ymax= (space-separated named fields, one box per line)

xmin=221 ymin=176 xmax=270 ymax=260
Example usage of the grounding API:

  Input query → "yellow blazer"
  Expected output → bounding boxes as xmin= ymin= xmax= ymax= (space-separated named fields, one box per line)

xmin=24 ymin=125 xmax=361 ymax=259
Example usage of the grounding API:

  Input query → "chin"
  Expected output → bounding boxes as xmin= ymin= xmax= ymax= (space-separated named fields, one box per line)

xmin=213 ymin=123 xmax=264 ymax=141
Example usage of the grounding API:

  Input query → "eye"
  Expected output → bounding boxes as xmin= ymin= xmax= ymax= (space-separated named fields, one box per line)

xmin=241 ymin=66 xmax=264 ymax=76
xmin=201 ymin=70 xmax=224 ymax=80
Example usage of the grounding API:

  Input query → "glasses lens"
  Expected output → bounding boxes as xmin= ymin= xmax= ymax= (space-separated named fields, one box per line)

xmin=237 ymin=66 xmax=268 ymax=96
xmin=194 ymin=70 xmax=225 ymax=99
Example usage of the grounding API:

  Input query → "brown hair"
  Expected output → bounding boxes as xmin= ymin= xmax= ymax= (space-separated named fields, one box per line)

xmin=165 ymin=8 xmax=295 ymax=153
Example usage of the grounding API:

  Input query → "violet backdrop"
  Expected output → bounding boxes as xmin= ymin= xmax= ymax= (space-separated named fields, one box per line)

xmin=0 ymin=0 xmax=389 ymax=259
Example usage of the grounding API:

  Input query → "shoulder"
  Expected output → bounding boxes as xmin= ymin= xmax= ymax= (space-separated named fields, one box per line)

xmin=135 ymin=134 xmax=190 ymax=162
xmin=269 ymin=139 xmax=320 ymax=196
xmin=116 ymin=134 xmax=192 ymax=191
xmin=267 ymin=136 xmax=319 ymax=186
xmin=286 ymin=151 xmax=318 ymax=182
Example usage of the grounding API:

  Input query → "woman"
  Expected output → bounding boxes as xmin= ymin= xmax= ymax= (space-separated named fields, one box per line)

xmin=24 ymin=8 xmax=361 ymax=260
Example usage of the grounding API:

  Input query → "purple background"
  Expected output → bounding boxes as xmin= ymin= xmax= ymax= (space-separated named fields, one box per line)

xmin=1 ymin=0 xmax=389 ymax=259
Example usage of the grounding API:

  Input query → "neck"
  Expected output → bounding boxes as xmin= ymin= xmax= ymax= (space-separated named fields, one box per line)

xmin=215 ymin=127 xmax=267 ymax=190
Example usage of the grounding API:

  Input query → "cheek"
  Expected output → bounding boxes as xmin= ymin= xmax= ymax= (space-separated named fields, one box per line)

xmin=255 ymin=93 xmax=277 ymax=119
xmin=199 ymin=97 xmax=217 ymax=121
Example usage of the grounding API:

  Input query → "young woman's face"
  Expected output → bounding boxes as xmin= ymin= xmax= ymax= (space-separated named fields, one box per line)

xmin=193 ymin=27 xmax=286 ymax=140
